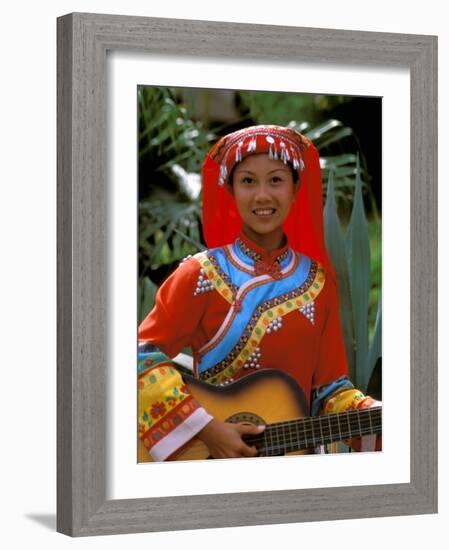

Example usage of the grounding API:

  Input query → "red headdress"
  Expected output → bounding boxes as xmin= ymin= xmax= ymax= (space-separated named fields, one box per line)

xmin=201 ymin=124 xmax=334 ymax=278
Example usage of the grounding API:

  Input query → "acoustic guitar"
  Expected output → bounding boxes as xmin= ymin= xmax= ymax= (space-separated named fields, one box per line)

xmin=138 ymin=369 xmax=381 ymax=462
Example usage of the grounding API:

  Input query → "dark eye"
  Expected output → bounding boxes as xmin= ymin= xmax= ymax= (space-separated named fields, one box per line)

xmin=240 ymin=176 xmax=254 ymax=184
xmin=271 ymin=175 xmax=283 ymax=183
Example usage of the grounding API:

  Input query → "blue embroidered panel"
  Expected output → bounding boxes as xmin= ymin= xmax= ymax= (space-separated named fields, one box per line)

xmin=197 ymin=251 xmax=312 ymax=374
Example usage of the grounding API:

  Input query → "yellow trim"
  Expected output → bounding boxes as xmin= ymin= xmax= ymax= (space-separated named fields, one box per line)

xmin=194 ymin=252 xmax=234 ymax=304
xmin=206 ymin=264 xmax=326 ymax=384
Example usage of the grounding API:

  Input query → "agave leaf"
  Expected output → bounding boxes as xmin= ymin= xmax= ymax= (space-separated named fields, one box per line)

xmin=323 ymin=171 xmax=356 ymax=379
xmin=345 ymin=156 xmax=371 ymax=389
xmin=366 ymin=296 xmax=382 ymax=393
xmin=139 ymin=276 xmax=158 ymax=322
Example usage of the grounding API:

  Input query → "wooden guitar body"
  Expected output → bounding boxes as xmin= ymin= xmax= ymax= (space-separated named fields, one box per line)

xmin=138 ymin=369 xmax=310 ymax=462
xmin=138 ymin=369 xmax=382 ymax=462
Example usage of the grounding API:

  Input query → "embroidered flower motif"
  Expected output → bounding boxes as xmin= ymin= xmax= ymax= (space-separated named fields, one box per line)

xmin=165 ymin=395 xmax=178 ymax=408
xmin=150 ymin=401 xmax=167 ymax=419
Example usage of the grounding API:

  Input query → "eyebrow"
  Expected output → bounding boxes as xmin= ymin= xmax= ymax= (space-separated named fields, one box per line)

xmin=235 ymin=168 xmax=290 ymax=174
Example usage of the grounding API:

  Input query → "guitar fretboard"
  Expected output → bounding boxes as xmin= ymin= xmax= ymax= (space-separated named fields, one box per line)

xmin=244 ymin=407 xmax=382 ymax=456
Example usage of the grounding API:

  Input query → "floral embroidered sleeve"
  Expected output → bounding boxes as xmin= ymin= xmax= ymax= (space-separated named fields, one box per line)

xmin=311 ymin=277 xmax=382 ymax=452
xmin=312 ymin=377 xmax=382 ymax=451
xmin=138 ymin=258 xmax=213 ymax=461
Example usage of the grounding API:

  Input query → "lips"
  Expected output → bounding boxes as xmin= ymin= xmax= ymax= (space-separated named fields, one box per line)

xmin=253 ymin=208 xmax=276 ymax=216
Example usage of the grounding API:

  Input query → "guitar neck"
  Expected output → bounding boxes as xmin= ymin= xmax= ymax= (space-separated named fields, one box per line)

xmin=245 ymin=407 xmax=382 ymax=456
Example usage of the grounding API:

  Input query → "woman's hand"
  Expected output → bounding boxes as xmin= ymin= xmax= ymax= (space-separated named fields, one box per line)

xmin=197 ymin=418 xmax=265 ymax=459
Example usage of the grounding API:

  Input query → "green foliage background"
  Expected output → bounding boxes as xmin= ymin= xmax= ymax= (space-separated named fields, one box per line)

xmin=138 ymin=86 xmax=382 ymax=399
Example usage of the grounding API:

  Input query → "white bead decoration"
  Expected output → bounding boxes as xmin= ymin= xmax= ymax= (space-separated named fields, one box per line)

xmin=265 ymin=316 xmax=283 ymax=334
xmin=243 ymin=347 xmax=262 ymax=369
xmin=193 ymin=268 xmax=214 ymax=296
xmin=299 ymin=301 xmax=316 ymax=325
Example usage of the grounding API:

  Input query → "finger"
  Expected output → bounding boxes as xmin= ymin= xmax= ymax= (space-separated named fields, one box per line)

xmin=238 ymin=423 xmax=265 ymax=434
xmin=240 ymin=444 xmax=259 ymax=457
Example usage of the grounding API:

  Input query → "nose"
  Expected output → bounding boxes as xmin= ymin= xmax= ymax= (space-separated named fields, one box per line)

xmin=254 ymin=183 xmax=271 ymax=202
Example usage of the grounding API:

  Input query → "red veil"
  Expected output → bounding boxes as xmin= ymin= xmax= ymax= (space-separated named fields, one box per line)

xmin=201 ymin=124 xmax=334 ymax=279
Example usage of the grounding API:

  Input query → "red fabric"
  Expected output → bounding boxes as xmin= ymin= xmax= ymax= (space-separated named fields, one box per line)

xmin=138 ymin=247 xmax=348 ymax=408
xmin=201 ymin=125 xmax=335 ymax=281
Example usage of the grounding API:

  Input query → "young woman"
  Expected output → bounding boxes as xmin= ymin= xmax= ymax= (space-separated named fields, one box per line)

xmin=138 ymin=124 xmax=381 ymax=461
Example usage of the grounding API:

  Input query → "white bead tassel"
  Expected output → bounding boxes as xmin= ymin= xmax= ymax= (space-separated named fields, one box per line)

xmin=235 ymin=140 xmax=243 ymax=162
xmin=266 ymin=135 xmax=275 ymax=160
xmin=280 ymin=141 xmax=288 ymax=164
xmin=218 ymin=163 xmax=228 ymax=186
xmin=247 ymin=135 xmax=257 ymax=152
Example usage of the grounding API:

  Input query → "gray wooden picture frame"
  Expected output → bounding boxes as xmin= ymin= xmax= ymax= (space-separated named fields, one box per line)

xmin=57 ymin=12 xmax=438 ymax=537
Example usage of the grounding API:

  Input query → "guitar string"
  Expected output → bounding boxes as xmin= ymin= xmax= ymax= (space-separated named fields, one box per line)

xmin=245 ymin=420 xmax=382 ymax=447
xmin=253 ymin=424 xmax=382 ymax=454
xmin=244 ymin=422 xmax=382 ymax=455
xmin=262 ymin=407 xmax=382 ymax=431
xmin=249 ymin=423 xmax=382 ymax=455
xmin=246 ymin=410 xmax=382 ymax=443
xmin=258 ymin=410 xmax=382 ymax=444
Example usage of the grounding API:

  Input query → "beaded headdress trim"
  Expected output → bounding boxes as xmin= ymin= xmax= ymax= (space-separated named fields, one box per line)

xmin=209 ymin=125 xmax=310 ymax=186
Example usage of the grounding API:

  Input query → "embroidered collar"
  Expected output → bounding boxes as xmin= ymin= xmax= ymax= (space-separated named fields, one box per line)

xmin=235 ymin=232 xmax=290 ymax=279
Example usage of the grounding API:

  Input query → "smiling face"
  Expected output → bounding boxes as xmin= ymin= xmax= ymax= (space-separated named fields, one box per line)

xmin=228 ymin=154 xmax=298 ymax=252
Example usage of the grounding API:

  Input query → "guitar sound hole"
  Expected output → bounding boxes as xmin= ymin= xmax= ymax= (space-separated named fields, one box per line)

xmin=225 ymin=412 xmax=265 ymax=426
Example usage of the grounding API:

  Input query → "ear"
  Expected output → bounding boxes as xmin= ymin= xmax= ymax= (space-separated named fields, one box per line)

xmin=225 ymin=182 xmax=234 ymax=197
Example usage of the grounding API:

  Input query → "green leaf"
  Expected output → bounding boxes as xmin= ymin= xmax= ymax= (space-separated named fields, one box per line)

xmin=317 ymin=127 xmax=354 ymax=149
xmin=366 ymin=296 xmax=382 ymax=392
xmin=173 ymin=226 xmax=206 ymax=251
xmin=320 ymin=154 xmax=356 ymax=167
xmin=323 ymin=170 xmax=356 ymax=380
xmin=345 ymin=155 xmax=371 ymax=389
xmin=307 ymin=119 xmax=343 ymax=140
xmin=139 ymin=277 xmax=158 ymax=322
